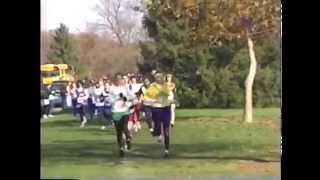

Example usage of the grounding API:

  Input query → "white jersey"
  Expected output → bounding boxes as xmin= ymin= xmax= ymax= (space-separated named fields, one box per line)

xmin=131 ymin=83 xmax=143 ymax=94
xmin=109 ymin=85 xmax=132 ymax=113
xmin=76 ymin=87 xmax=89 ymax=105
xmin=94 ymin=87 xmax=104 ymax=97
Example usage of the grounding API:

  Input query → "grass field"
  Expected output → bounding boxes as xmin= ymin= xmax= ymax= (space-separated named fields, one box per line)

xmin=41 ymin=108 xmax=281 ymax=180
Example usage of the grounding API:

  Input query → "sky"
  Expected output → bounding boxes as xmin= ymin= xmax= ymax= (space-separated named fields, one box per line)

xmin=41 ymin=0 xmax=100 ymax=33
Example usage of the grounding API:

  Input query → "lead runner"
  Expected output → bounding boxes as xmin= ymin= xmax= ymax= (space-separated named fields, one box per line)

xmin=144 ymin=72 xmax=174 ymax=158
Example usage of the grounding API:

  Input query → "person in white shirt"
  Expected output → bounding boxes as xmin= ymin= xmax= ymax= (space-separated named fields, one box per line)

xmin=66 ymin=82 xmax=73 ymax=108
xmin=95 ymin=81 xmax=112 ymax=130
xmin=109 ymin=74 xmax=133 ymax=157
xmin=76 ymin=81 xmax=89 ymax=128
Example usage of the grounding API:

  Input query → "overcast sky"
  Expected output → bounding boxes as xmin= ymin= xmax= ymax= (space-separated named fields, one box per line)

xmin=41 ymin=0 xmax=100 ymax=33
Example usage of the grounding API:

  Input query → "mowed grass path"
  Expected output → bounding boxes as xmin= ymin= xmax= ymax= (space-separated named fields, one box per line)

xmin=41 ymin=108 xmax=281 ymax=180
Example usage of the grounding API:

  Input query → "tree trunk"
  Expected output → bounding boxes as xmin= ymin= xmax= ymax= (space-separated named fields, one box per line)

xmin=243 ymin=36 xmax=257 ymax=123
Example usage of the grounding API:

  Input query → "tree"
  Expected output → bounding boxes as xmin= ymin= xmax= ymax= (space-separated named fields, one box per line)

xmin=89 ymin=0 xmax=147 ymax=46
xmin=47 ymin=23 xmax=80 ymax=70
xmin=73 ymin=32 xmax=141 ymax=77
xmin=142 ymin=0 xmax=280 ymax=123
xmin=41 ymin=31 xmax=54 ymax=64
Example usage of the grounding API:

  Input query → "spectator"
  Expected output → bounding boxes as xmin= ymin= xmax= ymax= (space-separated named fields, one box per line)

xmin=41 ymin=83 xmax=50 ymax=119
xmin=47 ymin=86 xmax=55 ymax=117
xmin=71 ymin=82 xmax=78 ymax=116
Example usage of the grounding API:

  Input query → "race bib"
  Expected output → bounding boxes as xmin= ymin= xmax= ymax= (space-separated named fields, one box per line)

xmin=77 ymin=98 xmax=85 ymax=104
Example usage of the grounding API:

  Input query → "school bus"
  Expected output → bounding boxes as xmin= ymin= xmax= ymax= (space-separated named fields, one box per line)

xmin=41 ymin=64 xmax=75 ymax=86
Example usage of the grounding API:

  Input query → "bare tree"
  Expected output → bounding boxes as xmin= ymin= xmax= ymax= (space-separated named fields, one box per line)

xmin=73 ymin=32 xmax=140 ymax=77
xmin=88 ymin=0 xmax=146 ymax=46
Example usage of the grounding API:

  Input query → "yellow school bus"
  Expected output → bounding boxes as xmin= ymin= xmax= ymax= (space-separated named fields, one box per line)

xmin=41 ymin=64 xmax=75 ymax=86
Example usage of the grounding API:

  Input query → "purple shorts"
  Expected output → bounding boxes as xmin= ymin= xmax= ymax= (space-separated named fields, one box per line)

xmin=151 ymin=106 xmax=171 ymax=137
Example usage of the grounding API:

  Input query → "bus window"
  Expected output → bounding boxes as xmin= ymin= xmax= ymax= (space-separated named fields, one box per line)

xmin=41 ymin=71 xmax=60 ymax=77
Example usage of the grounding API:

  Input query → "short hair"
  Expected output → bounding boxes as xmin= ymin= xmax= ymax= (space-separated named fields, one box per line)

xmin=154 ymin=72 xmax=164 ymax=80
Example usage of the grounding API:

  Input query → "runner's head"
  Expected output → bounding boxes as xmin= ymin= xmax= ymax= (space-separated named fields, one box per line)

xmin=76 ymin=81 xmax=83 ymax=89
xmin=123 ymin=75 xmax=129 ymax=84
xmin=114 ymin=73 xmax=123 ymax=86
xmin=144 ymin=78 xmax=151 ymax=86
xmin=131 ymin=76 xmax=137 ymax=84
xmin=166 ymin=73 xmax=173 ymax=82
xmin=154 ymin=72 xmax=164 ymax=84
xmin=99 ymin=79 xmax=104 ymax=87
xmin=105 ymin=79 xmax=111 ymax=87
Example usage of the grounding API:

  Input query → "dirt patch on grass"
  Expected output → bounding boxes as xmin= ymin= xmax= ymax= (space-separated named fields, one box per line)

xmin=234 ymin=161 xmax=280 ymax=176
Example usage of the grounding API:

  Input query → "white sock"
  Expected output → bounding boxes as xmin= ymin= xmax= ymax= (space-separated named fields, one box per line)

xmin=83 ymin=117 xmax=87 ymax=124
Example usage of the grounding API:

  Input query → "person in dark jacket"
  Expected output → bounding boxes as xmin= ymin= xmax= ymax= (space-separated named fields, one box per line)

xmin=41 ymin=83 xmax=50 ymax=119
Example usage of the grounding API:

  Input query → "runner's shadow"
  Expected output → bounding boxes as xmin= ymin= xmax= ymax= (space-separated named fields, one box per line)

xmin=42 ymin=140 xmax=279 ymax=166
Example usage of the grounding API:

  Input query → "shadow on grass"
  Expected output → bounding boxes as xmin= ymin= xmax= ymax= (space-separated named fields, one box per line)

xmin=42 ymin=119 xmax=108 ymax=128
xmin=42 ymin=117 xmax=236 ymax=129
xmin=42 ymin=139 xmax=279 ymax=166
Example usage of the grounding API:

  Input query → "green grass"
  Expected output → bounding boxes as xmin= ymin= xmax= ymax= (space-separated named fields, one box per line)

xmin=41 ymin=108 xmax=281 ymax=180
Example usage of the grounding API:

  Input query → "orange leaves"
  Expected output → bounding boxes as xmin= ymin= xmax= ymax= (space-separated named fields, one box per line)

xmin=183 ymin=0 xmax=197 ymax=8
xmin=150 ymin=0 xmax=279 ymax=47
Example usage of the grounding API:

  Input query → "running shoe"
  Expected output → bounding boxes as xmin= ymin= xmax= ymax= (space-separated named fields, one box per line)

xmin=156 ymin=135 xmax=162 ymax=143
xmin=119 ymin=148 xmax=125 ymax=157
xmin=164 ymin=149 xmax=169 ymax=158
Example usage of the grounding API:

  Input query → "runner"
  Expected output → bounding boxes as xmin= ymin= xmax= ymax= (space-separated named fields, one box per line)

xmin=103 ymin=83 xmax=113 ymax=128
xmin=41 ymin=83 xmax=50 ymax=119
xmin=71 ymin=82 xmax=78 ymax=117
xmin=144 ymin=72 xmax=174 ymax=158
xmin=87 ymin=81 xmax=96 ymax=121
xmin=139 ymin=77 xmax=154 ymax=134
xmin=66 ymin=82 xmax=72 ymax=108
xmin=165 ymin=73 xmax=176 ymax=127
xmin=47 ymin=85 xmax=56 ymax=118
xmin=109 ymin=74 xmax=133 ymax=157
xmin=127 ymin=76 xmax=143 ymax=133
xmin=95 ymin=80 xmax=113 ymax=130
xmin=75 ymin=81 xmax=89 ymax=128
xmin=94 ymin=81 xmax=106 ymax=129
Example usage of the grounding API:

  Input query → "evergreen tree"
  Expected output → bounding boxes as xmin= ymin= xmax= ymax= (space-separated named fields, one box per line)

xmin=47 ymin=23 xmax=81 ymax=75
xmin=139 ymin=0 xmax=280 ymax=110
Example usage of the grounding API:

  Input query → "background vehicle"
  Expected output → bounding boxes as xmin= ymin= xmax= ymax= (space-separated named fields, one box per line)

xmin=41 ymin=64 xmax=75 ymax=86
xmin=49 ymin=81 xmax=68 ymax=108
